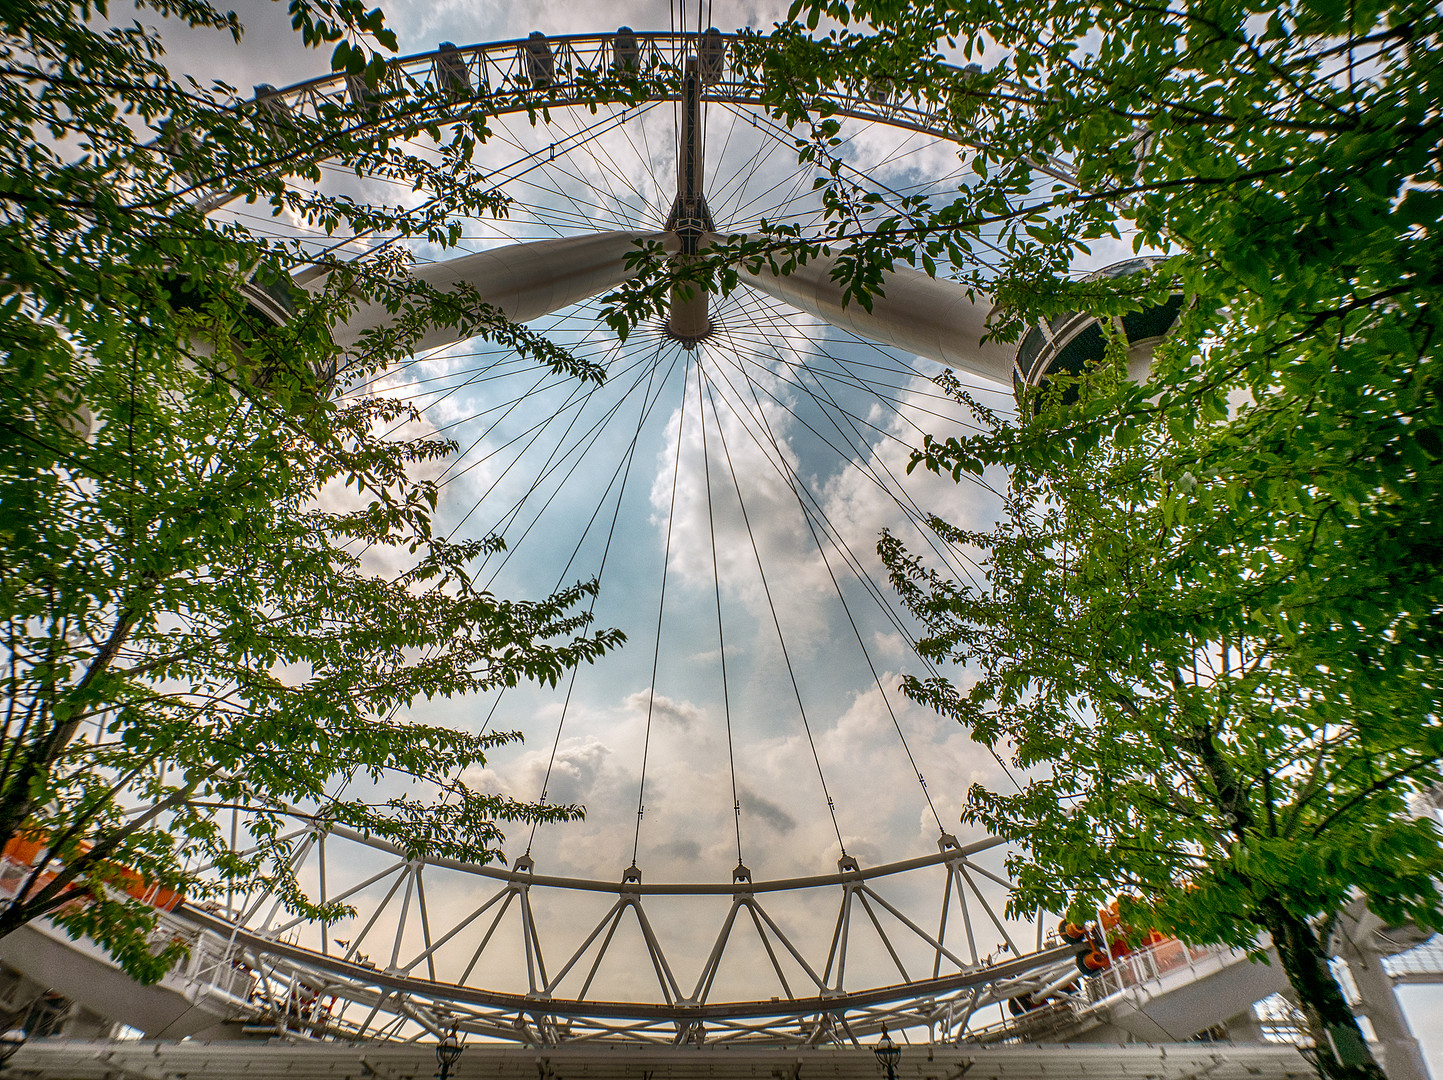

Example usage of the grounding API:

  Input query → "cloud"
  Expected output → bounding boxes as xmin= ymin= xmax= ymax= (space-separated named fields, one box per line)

xmin=739 ymin=786 xmax=796 ymax=834
xmin=646 ymin=326 xmax=885 ymax=660
xmin=871 ymin=631 xmax=908 ymax=659
xmin=816 ymin=370 xmax=1009 ymax=582
xmin=658 ymin=837 xmax=704 ymax=862
xmin=463 ymin=732 xmax=616 ymax=809
xmin=624 ymin=688 xmax=705 ymax=730
xmin=148 ymin=0 xmax=1055 ymax=1004
xmin=382 ymin=0 xmax=801 ymax=53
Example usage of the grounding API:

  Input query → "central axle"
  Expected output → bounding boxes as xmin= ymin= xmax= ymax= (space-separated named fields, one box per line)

xmin=665 ymin=57 xmax=715 ymax=346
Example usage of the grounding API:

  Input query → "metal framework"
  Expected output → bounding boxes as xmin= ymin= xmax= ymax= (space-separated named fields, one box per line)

xmin=251 ymin=31 xmax=990 ymax=147
xmin=195 ymin=29 xmax=1077 ymax=218
xmin=0 ymin=28 xmax=1414 ymax=1074
xmin=0 ymin=26 xmax=1100 ymax=1052
xmin=0 ymin=27 xmax=1149 ymax=1057
xmin=160 ymin=828 xmax=1083 ymax=1046
xmin=5 ymin=1038 xmax=1319 ymax=1079
xmin=123 ymin=36 xmax=1095 ymax=1045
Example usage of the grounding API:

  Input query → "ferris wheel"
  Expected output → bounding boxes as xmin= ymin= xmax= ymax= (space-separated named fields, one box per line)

xmin=7 ymin=26 xmax=1108 ymax=1049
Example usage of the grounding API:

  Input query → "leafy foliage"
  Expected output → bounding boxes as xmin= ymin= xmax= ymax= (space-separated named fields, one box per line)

xmin=734 ymin=0 xmax=1441 ymax=1074
xmin=888 ymin=358 xmax=1443 ymax=951
xmin=0 ymin=0 xmax=627 ymax=980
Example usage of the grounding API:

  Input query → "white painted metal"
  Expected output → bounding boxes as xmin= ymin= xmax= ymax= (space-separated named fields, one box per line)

xmin=327 ymin=231 xmax=672 ymax=355
xmin=0 ymin=920 xmax=243 ymax=1039
xmin=178 ymin=828 xmax=1077 ymax=1044
xmin=334 ymin=221 xmax=1019 ymax=384
xmin=8 ymin=26 xmax=1309 ymax=1062
xmin=666 ymin=58 xmax=713 ymax=343
xmin=1345 ymin=948 xmax=1431 ymax=1080
xmin=8 ymin=1038 xmax=1317 ymax=1079
xmin=223 ymin=33 xmax=1065 ymax=171
xmin=1387 ymin=937 xmax=1443 ymax=985
xmin=1 ymin=834 xmax=1309 ymax=1051
xmin=1333 ymin=901 xmax=1432 ymax=1080
xmin=729 ymin=238 xmax=1016 ymax=387
xmin=0 ymin=832 xmax=1095 ymax=1044
xmin=322 ymin=198 xmax=1021 ymax=389
xmin=1071 ymin=940 xmax=1288 ymax=1044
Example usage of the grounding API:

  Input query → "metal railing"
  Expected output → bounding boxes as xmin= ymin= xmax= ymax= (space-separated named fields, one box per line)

xmin=1384 ymin=935 xmax=1443 ymax=983
xmin=0 ymin=853 xmax=257 ymax=1016
xmin=960 ymin=939 xmax=1257 ymax=1045
xmin=1079 ymin=938 xmax=1243 ymax=1003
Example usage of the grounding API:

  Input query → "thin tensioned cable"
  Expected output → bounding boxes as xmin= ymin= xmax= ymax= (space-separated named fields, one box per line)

xmin=696 ymin=361 xmax=744 ymax=868
xmin=668 ymin=297 xmax=943 ymax=649
xmin=526 ymin=343 xmax=672 ymax=856
xmin=299 ymin=101 xmax=663 ymax=267
xmin=703 ymin=307 xmax=1026 ymax=797
xmin=728 ymin=344 xmax=946 ymax=835
xmin=688 ymin=325 xmax=924 ymax=651
xmin=298 ymin=55 xmax=1031 ymax=862
xmin=479 ymin=344 xmax=669 ymax=588
xmin=458 ymin=340 xmax=639 ymax=560
xmin=716 ymin=305 xmax=979 ymax=587
xmin=702 ymin=373 xmax=847 ymax=855
xmin=486 ymin=344 xmax=680 ymax=747
xmin=720 ymin=287 xmax=985 ymax=586
xmin=466 ymin=336 xmax=680 ymax=736
xmin=632 ymin=349 xmax=692 ymax=869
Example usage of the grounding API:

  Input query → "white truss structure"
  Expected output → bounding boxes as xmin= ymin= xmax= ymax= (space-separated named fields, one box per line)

xmin=0 ymin=30 xmax=1424 ymax=1077
xmin=0 ymin=28 xmax=1128 ymax=1056
xmin=236 ymin=30 xmax=1060 ymax=164
xmin=160 ymin=828 xmax=1085 ymax=1046
xmin=119 ymin=30 xmax=1096 ymax=1050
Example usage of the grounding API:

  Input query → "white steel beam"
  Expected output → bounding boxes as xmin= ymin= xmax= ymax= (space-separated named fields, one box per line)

xmin=325 ymin=231 xmax=671 ymax=355
xmin=10 ymin=1038 xmax=1318 ymax=1079
xmin=324 ymin=229 xmax=1021 ymax=388
xmin=731 ymin=239 xmax=1015 ymax=387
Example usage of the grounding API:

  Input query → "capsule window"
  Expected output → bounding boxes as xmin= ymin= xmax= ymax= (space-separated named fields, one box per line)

xmin=434 ymin=42 xmax=471 ymax=95
xmin=698 ymin=27 xmax=724 ymax=84
xmin=253 ymin=84 xmax=293 ymax=123
xmin=612 ymin=27 xmax=639 ymax=73
xmin=524 ymin=32 xmax=554 ymax=87
xmin=345 ymin=72 xmax=387 ymax=111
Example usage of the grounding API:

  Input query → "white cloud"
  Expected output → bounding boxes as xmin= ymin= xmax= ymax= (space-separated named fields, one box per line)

xmin=647 ymin=358 xmax=835 ymax=642
xmin=624 ymin=688 xmax=705 ymax=730
xmin=738 ymin=785 xmax=797 ymax=834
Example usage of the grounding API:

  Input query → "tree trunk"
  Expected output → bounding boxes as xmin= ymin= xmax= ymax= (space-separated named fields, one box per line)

xmin=1260 ymin=897 xmax=1386 ymax=1080
xmin=0 ymin=596 xmax=152 ymax=876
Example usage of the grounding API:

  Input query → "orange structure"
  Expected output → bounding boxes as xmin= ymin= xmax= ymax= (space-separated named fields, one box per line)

xmin=2 ymin=834 xmax=182 ymax=912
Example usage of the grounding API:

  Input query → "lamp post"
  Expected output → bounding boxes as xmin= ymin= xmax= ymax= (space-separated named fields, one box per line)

xmin=435 ymin=1022 xmax=462 ymax=1080
xmin=0 ymin=1029 xmax=27 ymax=1073
xmin=873 ymin=1026 xmax=900 ymax=1080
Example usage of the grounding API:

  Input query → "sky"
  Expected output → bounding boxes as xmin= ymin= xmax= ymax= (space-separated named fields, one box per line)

xmin=140 ymin=0 xmax=1443 ymax=1062
xmin=185 ymin=0 xmax=1032 ymax=885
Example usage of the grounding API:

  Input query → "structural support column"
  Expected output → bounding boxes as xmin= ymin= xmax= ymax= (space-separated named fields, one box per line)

xmin=323 ymin=229 xmax=670 ymax=356
xmin=666 ymin=58 xmax=714 ymax=344
xmin=732 ymin=242 xmax=1016 ymax=388
xmin=1344 ymin=946 xmax=1430 ymax=1080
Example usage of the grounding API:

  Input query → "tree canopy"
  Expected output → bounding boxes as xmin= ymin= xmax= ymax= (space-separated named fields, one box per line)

xmin=2 ymin=3 xmax=1439 ymax=1071
xmin=724 ymin=0 xmax=1442 ymax=1075
xmin=0 ymin=0 xmax=625 ymax=981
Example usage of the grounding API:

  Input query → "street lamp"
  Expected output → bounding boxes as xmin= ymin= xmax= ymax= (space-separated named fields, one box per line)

xmin=0 ymin=1029 xmax=27 ymax=1073
xmin=435 ymin=1022 xmax=463 ymax=1080
xmin=873 ymin=1026 xmax=900 ymax=1080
